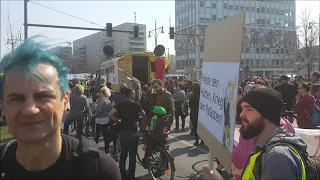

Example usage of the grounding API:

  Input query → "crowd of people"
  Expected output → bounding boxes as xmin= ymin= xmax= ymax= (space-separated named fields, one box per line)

xmin=239 ymin=72 xmax=320 ymax=129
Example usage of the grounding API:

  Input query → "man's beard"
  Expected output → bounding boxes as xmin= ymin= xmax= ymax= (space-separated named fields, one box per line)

xmin=239 ymin=116 xmax=265 ymax=139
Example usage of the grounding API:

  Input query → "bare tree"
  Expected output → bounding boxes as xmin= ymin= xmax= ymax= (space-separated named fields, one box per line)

xmin=293 ymin=8 xmax=319 ymax=78
xmin=2 ymin=3 xmax=23 ymax=51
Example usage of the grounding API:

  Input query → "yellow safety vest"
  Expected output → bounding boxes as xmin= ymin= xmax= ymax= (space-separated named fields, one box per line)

xmin=241 ymin=146 xmax=306 ymax=180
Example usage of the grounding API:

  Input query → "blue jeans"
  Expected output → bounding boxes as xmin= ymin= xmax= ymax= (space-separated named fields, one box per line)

xmin=119 ymin=131 xmax=138 ymax=179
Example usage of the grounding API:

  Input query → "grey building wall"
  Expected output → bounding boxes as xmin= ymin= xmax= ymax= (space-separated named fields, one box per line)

xmin=175 ymin=0 xmax=296 ymax=79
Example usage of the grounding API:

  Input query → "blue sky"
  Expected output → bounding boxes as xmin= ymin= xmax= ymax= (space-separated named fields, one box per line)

xmin=0 ymin=0 xmax=319 ymax=59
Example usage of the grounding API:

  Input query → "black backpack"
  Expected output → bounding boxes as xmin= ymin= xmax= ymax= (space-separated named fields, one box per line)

xmin=0 ymin=134 xmax=100 ymax=179
xmin=257 ymin=142 xmax=320 ymax=180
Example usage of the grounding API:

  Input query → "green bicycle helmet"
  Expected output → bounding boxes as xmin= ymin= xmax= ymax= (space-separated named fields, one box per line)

xmin=153 ymin=106 xmax=167 ymax=115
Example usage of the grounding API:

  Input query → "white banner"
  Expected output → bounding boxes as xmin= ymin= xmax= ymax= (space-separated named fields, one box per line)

xmin=198 ymin=62 xmax=240 ymax=153
xmin=68 ymin=73 xmax=90 ymax=80
xmin=102 ymin=58 xmax=118 ymax=85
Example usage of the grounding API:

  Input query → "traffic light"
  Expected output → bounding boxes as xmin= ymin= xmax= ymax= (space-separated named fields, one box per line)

xmin=106 ymin=23 xmax=112 ymax=37
xmin=134 ymin=26 xmax=139 ymax=38
xmin=169 ymin=27 xmax=174 ymax=39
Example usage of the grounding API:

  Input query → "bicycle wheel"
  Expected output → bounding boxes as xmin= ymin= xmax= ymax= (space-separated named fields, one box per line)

xmin=148 ymin=146 xmax=175 ymax=180
xmin=83 ymin=121 xmax=95 ymax=139
xmin=114 ymin=136 xmax=121 ymax=162
xmin=136 ymin=133 xmax=145 ymax=165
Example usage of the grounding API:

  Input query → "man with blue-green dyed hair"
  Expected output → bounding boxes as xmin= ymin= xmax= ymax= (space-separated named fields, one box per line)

xmin=0 ymin=37 xmax=121 ymax=180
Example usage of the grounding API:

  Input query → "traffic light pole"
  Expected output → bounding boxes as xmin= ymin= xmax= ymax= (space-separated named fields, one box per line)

xmin=23 ymin=0 xmax=135 ymax=39
xmin=24 ymin=0 xmax=28 ymax=40
xmin=174 ymin=33 xmax=205 ymax=37
xmin=26 ymin=23 xmax=134 ymax=33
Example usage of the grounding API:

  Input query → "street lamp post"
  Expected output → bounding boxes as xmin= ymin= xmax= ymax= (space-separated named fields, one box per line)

xmin=148 ymin=21 xmax=164 ymax=47
xmin=308 ymin=15 xmax=320 ymax=71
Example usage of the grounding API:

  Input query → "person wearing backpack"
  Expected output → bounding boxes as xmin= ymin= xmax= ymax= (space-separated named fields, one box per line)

xmin=0 ymin=38 xmax=121 ymax=180
xmin=203 ymin=88 xmax=320 ymax=180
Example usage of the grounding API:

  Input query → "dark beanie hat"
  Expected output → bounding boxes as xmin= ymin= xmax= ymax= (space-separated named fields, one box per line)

xmin=241 ymin=88 xmax=283 ymax=126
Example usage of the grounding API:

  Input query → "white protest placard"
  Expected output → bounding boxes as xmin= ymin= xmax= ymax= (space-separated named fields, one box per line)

xmin=197 ymin=12 xmax=245 ymax=173
xmin=102 ymin=58 xmax=119 ymax=85
xmin=199 ymin=62 xmax=239 ymax=152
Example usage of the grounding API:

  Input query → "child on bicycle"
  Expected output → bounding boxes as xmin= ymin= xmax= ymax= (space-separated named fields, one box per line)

xmin=142 ymin=106 xmax=167 ymax=168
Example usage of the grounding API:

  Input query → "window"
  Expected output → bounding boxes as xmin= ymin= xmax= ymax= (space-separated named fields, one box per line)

xmin=266 ymin=20 xmax=271 ymax=25
xmin=240 ymin=59 xmax=244 ymax=65
xmin=266 ymin=48 xmax=270 ymax=54
xmin=245 ymin=59 xmax=250 ymax=65
xmin=285 ymin=22 xmax=289 ymax=27
xmin=218 ymin=17 xmax=222 ymax=21
xmin=285 ymin=49 xmax=289 ymax=54
xmin=261 ymin=7 xmax=265 ymax=13
xmin=276 ymin=49 xmax=279 ymax=54
xmin=200 ymin=46 xmax=204 ymax=52
xmin=256 ymin=59 xmax=260 ymax=66
xmin=200 ymin=17 xmax=205 ymax=21
xmin=212 ymin=3 xmax=216 ymax=8
xmin=246 ymin=7 xmax=250 ymax=11
xmin=224 ymin=16 xmax=228 ymax=19
xmin=212 ymin=15 xmax=217 ymax=21
xmin=261 ymin=19 xmax=265 ymax=25
xmin=206 ymin=18 xmax=210 ymax=21
xmin=256 ymin=48 xmax=260 ymax=53
xmin=256 ymin=8 xmax=260 ymax=13
xmin=241 ymin=6 xmax=244 ymax=11
xmin=200 ymin=1 xmax=204 ymax=7
xmin=251 ymin=7 xmax=255 ymax=12
xmin=256 ymin=19 xmax=260 ymax=24
xmin=266 ymin=8 xmax=270 ymax=13
xmin=251 ymin=59 xmax=255 ymax=65
xmin=224 ymin=3 xmax=228 ymax=9
xmin=281 ymin=49 xmax=284 ymax=54
xmin=229 ymin=5 xmax=233 ymax=10
xmin=235 ymin=5 xmax=239 ymax=11
xmin=261 ymin=48 xmax=265 ymax=53
xmin=276 ymin=59 xmax=279 ymax=65
xmin=245 ymin=48 xmax=249 ymax=53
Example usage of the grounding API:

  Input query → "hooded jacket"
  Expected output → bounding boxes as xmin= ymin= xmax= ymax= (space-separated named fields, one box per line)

xmin=242 ymin=128 xmax=307 ymax=180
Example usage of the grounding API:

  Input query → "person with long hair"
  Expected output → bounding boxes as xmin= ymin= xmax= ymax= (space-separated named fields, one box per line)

xmin=63 ymin=84 xmax=92 ymax=138
xmin=189 ymin=82 xmax=203 ymax=146
xmin=94 ymin=87 xmax=112 ymax=154
xmin=295 ymin=82 xmax=317 ymax=129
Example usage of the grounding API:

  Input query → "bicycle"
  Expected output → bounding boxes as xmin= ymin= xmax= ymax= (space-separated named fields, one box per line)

xmin=82 ymin=110 xmax=94 ymax=139
xmin=136 ymin=115 xmax=175 ymax=180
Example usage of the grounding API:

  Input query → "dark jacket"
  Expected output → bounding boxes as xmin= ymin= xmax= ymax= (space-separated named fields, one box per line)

xmin=274 ymin=82 xmax=297 ymax=110
xmin=189 ymin=92 xmax=200 ymax=125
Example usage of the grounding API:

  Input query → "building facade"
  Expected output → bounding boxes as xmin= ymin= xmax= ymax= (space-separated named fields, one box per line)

xmin=167 ymin=55 xmax=177 ymax=74
xmin=73 ymin=23 xmax=146 ymax=73
xmin=175 ymin=0 xmax=296 ymax=80
xmin=49 ymin=46 xmax=75 ymax=73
